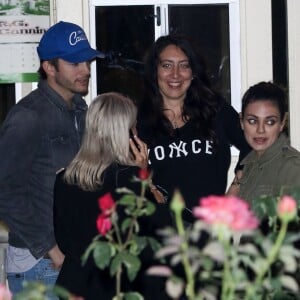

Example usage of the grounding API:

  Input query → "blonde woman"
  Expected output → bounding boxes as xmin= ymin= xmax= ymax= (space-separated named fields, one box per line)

xmin=53 ymin=92 xmax=170 ymax=299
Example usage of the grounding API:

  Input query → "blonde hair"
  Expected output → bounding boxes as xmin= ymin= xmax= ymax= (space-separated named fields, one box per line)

xmin=64 ymin=92 xmax=137 ymax=191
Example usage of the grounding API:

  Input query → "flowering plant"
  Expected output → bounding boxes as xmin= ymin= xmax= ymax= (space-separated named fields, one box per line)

xmin=147 ymin=192 xmax=300 ymax=300
xmin=0 ymin=284 xmax=12 ymax=300
xmin=82 ymin=169 xmax=160 ymax=300
xmin=11 ymin=179 xmax=300 ymax=300
xmin=12 ymin=281 xmax=83 ymax=300
xmin=252 ymin=186 xmax=300 ymax=231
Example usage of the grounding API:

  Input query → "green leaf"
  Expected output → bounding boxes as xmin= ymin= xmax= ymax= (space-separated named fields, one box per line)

xmin=110 ymin=251 xmax=141 ymax=281
xmin=238 ymin=243 xmax=259 ymax=256
xmin=121 ymin=217 xmax=132 ymax=233
xmin=14 ymin=281 xmax=56 ymax=300
xmin=116 ymin=187 xmax=135 ymax=194
xmin=93 ymin=241 xmax=113 ymax=269
xmin=119 ymin=194 xmax=136 ymax=206
xmin=146 ymin=265 xmax=173 ymax=277
xmin=156 ymin=226 xmax=177 ymax=237
xmin=285 ymin=232 xmax=300 ymax=246
xmin=251 ymin=257 xmax=267 ymax=274
xmin=280 ymin=275 xmax=299 ymax=292
xmin=279 ymin=253 xmax=298 ymax=272
xmin=166 ymin=276 xmax=184 ymax=299
xmin=112 ymin=294 xmax=124 ymax=300
xmin=124 ymin=291 xmax=144 ymax=300
xmin=251 ymin=194 xmax=278 ymax=221
xmin=202 ymin=241 xmax=225 ymax=262
xmin=52 ymin=284 xmax=73 ymax=299
xmin=110 ymin=252 xmax=123 ymax=277
xmin=147 ymin=237 xmax=161 ymax=252
xmin=200 ymin=256 xmax=214 ymax=272
xmin=131 ymin=236 xmax=147 ymax=254
xmin=238 ymin=254 xmax=259 ymax=273
xmin=284 ymin=186 xmax=300 ymax=208
xmin=144 ymin=201 xmax=156 ymax=216
xmin=81 ymin=239 xmax=98 ymax=265
xmin=156 ymin=245 xmax=180 ymax=258
xmin=280 ymin=243 xmax=300 ymax=258
xmin=123 ymin=252 xmax=141 ymax=281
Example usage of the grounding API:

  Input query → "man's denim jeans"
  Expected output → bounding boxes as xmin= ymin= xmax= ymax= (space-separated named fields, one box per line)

xmin=7 ymin=258 xmax=59 ymax=299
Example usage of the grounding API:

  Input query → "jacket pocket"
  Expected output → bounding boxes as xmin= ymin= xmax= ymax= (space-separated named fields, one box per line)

xmin=50 ymin=134 xmax=78 ymax=170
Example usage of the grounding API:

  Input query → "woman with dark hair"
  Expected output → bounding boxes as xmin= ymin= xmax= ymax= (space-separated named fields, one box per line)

xmin=138 ymin=34 xmax=250 ymax=223
xmin=238 ymin=81 xmax=300 ymax=203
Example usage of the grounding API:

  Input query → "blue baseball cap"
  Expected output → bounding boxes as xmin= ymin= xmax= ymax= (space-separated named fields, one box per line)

xmin=37 ymin=21 xmax=105 ymax=63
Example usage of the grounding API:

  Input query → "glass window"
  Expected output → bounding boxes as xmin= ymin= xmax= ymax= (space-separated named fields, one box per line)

xmin=95 ymin=6 xmax=155 ymax=104
xmin=168 ymin=4 xmax=230 ymax=103
xmin=0 ymin=84 xmax=15 ymax=125
xmin=92 ymin=1 xmax=240 ymax=108
xmin=272 ymin=0 xmax=287 ymax=88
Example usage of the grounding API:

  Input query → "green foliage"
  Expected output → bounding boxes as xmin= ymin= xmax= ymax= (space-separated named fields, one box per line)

xmin=13 ymin=281 xmax=72 ymax=300
xmin=93 ymin=240 xmax=113 ymax=269
xmin=252 ymin=186 xmax=300 ymax=228
xmin=148 ymin=192 xmax=300 ymax=300
xmin=82 ymin=176 xmax=158 ymax=299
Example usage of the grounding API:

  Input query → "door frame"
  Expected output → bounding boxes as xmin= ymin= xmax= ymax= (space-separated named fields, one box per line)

xmin=89 ymin=0 xmax=241 ymax=114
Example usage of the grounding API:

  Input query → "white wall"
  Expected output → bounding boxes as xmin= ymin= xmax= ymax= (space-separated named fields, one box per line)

xmin=229 ymin=0 xmax=273 ymax=185
xmin=240 ymin=0 xmax=273 ymax=93
xmin=49 ymin=0 xmax=94 ymax=104
xmin=287 ymin=0 xmax=300 ymax=150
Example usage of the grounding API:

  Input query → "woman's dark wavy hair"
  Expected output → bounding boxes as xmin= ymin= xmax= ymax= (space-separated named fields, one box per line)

xmin=139 ymin=34 xmax=224 ymax=139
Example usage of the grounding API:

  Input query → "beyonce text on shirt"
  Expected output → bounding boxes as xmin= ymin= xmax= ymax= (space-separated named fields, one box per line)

xmin=148 ymin=139 xmax=213 ymax=164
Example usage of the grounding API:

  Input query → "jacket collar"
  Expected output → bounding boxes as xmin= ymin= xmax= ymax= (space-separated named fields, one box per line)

xmin=38 ymin=80 xmax=87 ymax=111
xmin=241 ymin=134 xmax=290 ymax=166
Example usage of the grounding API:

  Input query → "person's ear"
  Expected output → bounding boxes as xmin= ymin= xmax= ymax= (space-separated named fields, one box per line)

xmin=42 ymin=61 xmax=56 ymax=77
xmin=280 ymin=112 xmax=288 ymax=132
xmin=239 ymin=112 xmax=244 ymax=130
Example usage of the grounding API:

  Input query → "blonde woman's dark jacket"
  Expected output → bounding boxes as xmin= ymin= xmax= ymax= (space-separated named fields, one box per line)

xmin=239 ymin=133 xmax=300 ymax=204
xmin=54 ymin=163 xmax=172 ymax=300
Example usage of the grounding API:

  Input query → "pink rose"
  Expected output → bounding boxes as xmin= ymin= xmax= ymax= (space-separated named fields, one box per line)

xmin=98 ymin=193 xmax=115 ymax=215
xmin=193 ymin=195 xmax=259 ymax=231
xmin=139 ymin=168 xmax=150 ymax=180
xmin=277 ymin=195 xmax=297 ymax=222
xmin=96 ymin=214 xmax=112 ymax=236
xmin=0 ymin=284 xmax=12 ymax=300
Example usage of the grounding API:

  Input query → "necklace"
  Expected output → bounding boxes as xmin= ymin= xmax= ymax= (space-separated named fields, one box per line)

xmin=172 ymin=119 xmax=178 ymax=129
xmin=163 ymin=108 xmax=183 ymax=129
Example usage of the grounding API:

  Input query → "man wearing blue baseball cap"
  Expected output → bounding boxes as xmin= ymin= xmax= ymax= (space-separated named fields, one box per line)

xmin=0 ymin=21 xmax=104 ymax=298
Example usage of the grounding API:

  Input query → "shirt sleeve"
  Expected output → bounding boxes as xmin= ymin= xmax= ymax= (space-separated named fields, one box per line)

xmin=0 ymin=106 xmax=55 ymax=258
xmin=220 ymin=104 xmax=251 ymax=171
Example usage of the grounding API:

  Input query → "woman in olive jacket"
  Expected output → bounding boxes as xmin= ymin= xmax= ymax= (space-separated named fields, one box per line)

xmin=237 ymin=81 xmax=300 ymax=203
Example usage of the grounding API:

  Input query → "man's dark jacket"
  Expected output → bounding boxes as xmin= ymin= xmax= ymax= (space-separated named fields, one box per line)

xmin=0 ymin=80 xmax=87 ymax=258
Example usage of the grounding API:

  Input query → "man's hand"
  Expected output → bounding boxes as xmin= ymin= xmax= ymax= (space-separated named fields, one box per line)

xmin=47 ymin=244 xmax=65 ymax=269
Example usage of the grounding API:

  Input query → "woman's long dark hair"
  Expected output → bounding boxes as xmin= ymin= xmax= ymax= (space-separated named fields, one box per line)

xmin=139 ymin=34 xmax=224 ymax=140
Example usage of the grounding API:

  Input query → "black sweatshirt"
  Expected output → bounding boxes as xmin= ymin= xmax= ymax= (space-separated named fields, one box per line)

xmin=138 ymin=103 xmax=250 ymax=222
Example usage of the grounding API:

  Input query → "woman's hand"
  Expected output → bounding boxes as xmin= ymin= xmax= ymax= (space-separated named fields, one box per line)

xmin=226 ymin=170 xmax=242 ymax=196
xmin=130 ymin=134 xmax=148 ymax=169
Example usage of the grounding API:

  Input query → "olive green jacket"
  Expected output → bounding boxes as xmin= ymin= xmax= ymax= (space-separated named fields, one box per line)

xmin=239 ymin=134 xmax=300 ymax=204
